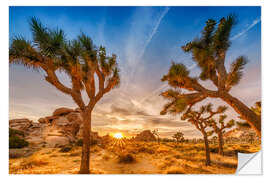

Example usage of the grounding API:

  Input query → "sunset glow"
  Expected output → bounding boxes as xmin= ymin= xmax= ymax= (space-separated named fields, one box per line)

xmin=113 ymin=133 xmax=123 ymax=139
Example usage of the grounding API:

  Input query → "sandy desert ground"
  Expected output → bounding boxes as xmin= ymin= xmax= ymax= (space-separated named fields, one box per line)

xmin=9 ymin=141 xmax=260 ymax=174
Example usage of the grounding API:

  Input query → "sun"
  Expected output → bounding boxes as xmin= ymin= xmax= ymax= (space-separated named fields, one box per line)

xmin=113 ymin=133 xmax=123 ymax=139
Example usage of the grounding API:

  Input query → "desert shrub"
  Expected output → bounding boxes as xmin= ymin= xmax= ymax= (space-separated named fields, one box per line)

xmin=166 ymin=167 xmax=185 ymax=174
xmin=76 ymin=139 xmax=83 ymax=146
xmin=9 ymin=136 xmax=29 ymax=149
xmin=75 ymin=138 xmax=98 ymax=146
xmin=157 ymin=146 xmax=170 ymax=153
xmin=90 ymin=146 xmax=101 ymax=153
xmin=174 ymin=154 xmax=181 ymax=159
xmin=9 ymin=149 xmax=33 ymax=159
xmin=9 ymin=128 xmax=24 ymax=137
xmin=59 ymin=146 xmax=72 ymax=152
xmin=118 ymin=153 xmax=136 ymax=164
xmin=90 ymin=138 xmax=98 ymax=146
xmin=138 ymin=147 xmax=155 ymax=154
xmin=20 ymin=156 xmax=48 ymax=169
xmin=210 ymin=147 xmax=219 ymax=153
xmin=102 ymin=155 xmax=110 ymax=160
xmin=69 ymin=152 xmax=81 ymax=156
xmin=50 ymin=154 xmax=58 ymax=157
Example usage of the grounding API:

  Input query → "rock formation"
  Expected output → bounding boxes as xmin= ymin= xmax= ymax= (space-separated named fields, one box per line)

xmin=224 ymin=127 xmax=260 ymax=144
xmin=9 ymin=107 xmax=96 ymax=148
xmin=134 ymin=130 xmax=156 ymax=142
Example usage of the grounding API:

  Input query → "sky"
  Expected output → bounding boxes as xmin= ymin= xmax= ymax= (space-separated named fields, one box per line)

xmin=9 ymin=6 xmax=261 ymax=138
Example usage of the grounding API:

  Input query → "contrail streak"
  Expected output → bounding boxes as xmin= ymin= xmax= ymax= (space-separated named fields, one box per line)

xmin=231 ymin=17 xmax=260 ymax=40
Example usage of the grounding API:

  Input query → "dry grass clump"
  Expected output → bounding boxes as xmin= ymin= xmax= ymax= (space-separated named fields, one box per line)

xmin=59 ymin=146 xmax=72 ymax=153
xmin=90 ymin=145 xmax=101 ymax=153
xmin=157 ymin=146 xmax=170 ymax=153
xmin=118 ymin=153 xmax=136 ymax=164
xmin=69 ymin=152 xmax=81 ymax=157
xmin=158 ymin=156 xmax=177 ymax=169
xmin=173 ymin=154 xmax=181 ymax=159
xmin=20 ymin=155 xmax=49 ymax=170
xmin=138 ymin=146 xmax=155 ymax=154
xmin=102 ymin=154 xmax=110 ymax=161
xmin=166 ymin=166 xmax=185 ymax=174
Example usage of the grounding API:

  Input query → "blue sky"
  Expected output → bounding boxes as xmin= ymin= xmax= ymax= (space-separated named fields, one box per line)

xmin=9 ymin=6 xmax=261 ymax=138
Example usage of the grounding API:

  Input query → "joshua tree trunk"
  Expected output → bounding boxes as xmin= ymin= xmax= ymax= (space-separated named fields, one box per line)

xmin=79 ymin=110 xmax=92 ymax=174
xmin=217 ymin=132 xmax=224 ymax=155
xmin=203 ymin=134 xmax=211 ymax=166
xmin=220 ymin=93 xmax=261 ymax=137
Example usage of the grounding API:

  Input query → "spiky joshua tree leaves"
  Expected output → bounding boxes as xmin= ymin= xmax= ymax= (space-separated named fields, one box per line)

xmin=161 ymin=15 xmax=261 ymax=137
xmin=9 ymin=18 xmax=120 ymax=174
xmin=208 ymin=114 xmax=235 ymax=155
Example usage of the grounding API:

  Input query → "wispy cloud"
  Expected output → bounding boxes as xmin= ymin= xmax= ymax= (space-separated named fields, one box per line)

xmin=231 ymin=17 xmax=261 ymax=40
xmin=139 ymin=7 xmax=170 ymax=58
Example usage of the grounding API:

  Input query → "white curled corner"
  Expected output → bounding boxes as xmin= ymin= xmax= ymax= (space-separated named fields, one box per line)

xmin=236 ymin=151 xmax=262 ymax=175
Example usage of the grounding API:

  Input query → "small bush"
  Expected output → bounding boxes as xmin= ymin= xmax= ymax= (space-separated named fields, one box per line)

xmin=90 ymin=138 xmax=98 ymax=146
xmin=210 ymin=147 xmax=219 ymax=153
xmin=174 ymin=154 xmax=181 ymax=159
xmin=138 ymin=147 xmax=155 ymax=154
xmin=9 ymin=136 xmax=29 ymax=149
xmin=76 ymin=139 xmax=83 ymax=146
xmin=9 ymin=149 xmax=31 ymax=159
xmin=166 ymin=167 xmax=185 ymax=174
xmin=118 ymin=153 xmax=136 ymax=164
xmin=20 ymin=156 xmax=48 ymax=169
xmin=69 ymin=152 xmax=80 ymax=156
xmin=9 ymin=128 xmax=24 ymax=137
xmin=59 ymin=146 xmax=72 ymax=152
xmin=75 ymin=138 xmax=98 ymax=146
xmin=102 ymin=155 xmax=110 ymax=160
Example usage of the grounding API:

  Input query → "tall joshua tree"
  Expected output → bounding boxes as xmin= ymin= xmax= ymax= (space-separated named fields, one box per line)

xmin=163 ymin=102 xmax=226 ymax=165
xmin=161 ymin=15 xmax=261 ymax=137
xmin=9 ymin=18 xmax=120 ymax=174
xmin=180 ymin=104 xmax=227 ymax=165
xmin=208 ymin=115 xmax=235 ymax=155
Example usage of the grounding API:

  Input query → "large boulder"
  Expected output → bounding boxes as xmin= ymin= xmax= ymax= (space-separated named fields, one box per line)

xmin=9 ymin=107 xmax=83 ymax=148
xmin=135 ymin=130 xmax=156 ymax=142
xmin=9 ymin=119 xmax=32 ymax=131
xmin=45 ymin=136 xmax=70 ymax=147
xmin=52 ymin=107 xmax=74 ymax=116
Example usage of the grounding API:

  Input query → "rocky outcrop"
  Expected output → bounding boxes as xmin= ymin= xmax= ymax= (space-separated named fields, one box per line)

xmin=9 ymin=107 xmax=86 ymax=148
xmin=224 ymin=127 xmax=260 ymax=144
xmin=53 ymin=107 xmax=74 ymax=116
xmin=134 ymin=130 xmax=156 ymax=142
xmin=9 ymin=119 xmax=32 ymax=131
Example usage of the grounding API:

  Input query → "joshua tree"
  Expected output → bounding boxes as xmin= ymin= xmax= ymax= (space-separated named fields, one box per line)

xmin=160 ymin=15 xmax=261 ymax=137
xmin=9 ymin=18 xmax=120 ymax=174
xmin=208 ymin=115 xmax=235 ymax=155
xmin=172 ymin=131 xmax=185 ymax=143
xmin=164 ymin=103 xmax=226 ymax=165
xmin=152 ymin=129 xmax=160 ymax=144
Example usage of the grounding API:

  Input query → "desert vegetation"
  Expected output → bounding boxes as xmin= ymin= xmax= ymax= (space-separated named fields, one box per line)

xmin=160 ymin=15 xmax=261 ymax=137
xmin=9 ymin=12 xmax=261 ymax=174
xmin=9 ymin=18 xmax=120 ymax=174
xmin=9 ymin=131 xmax=260 ymax=174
